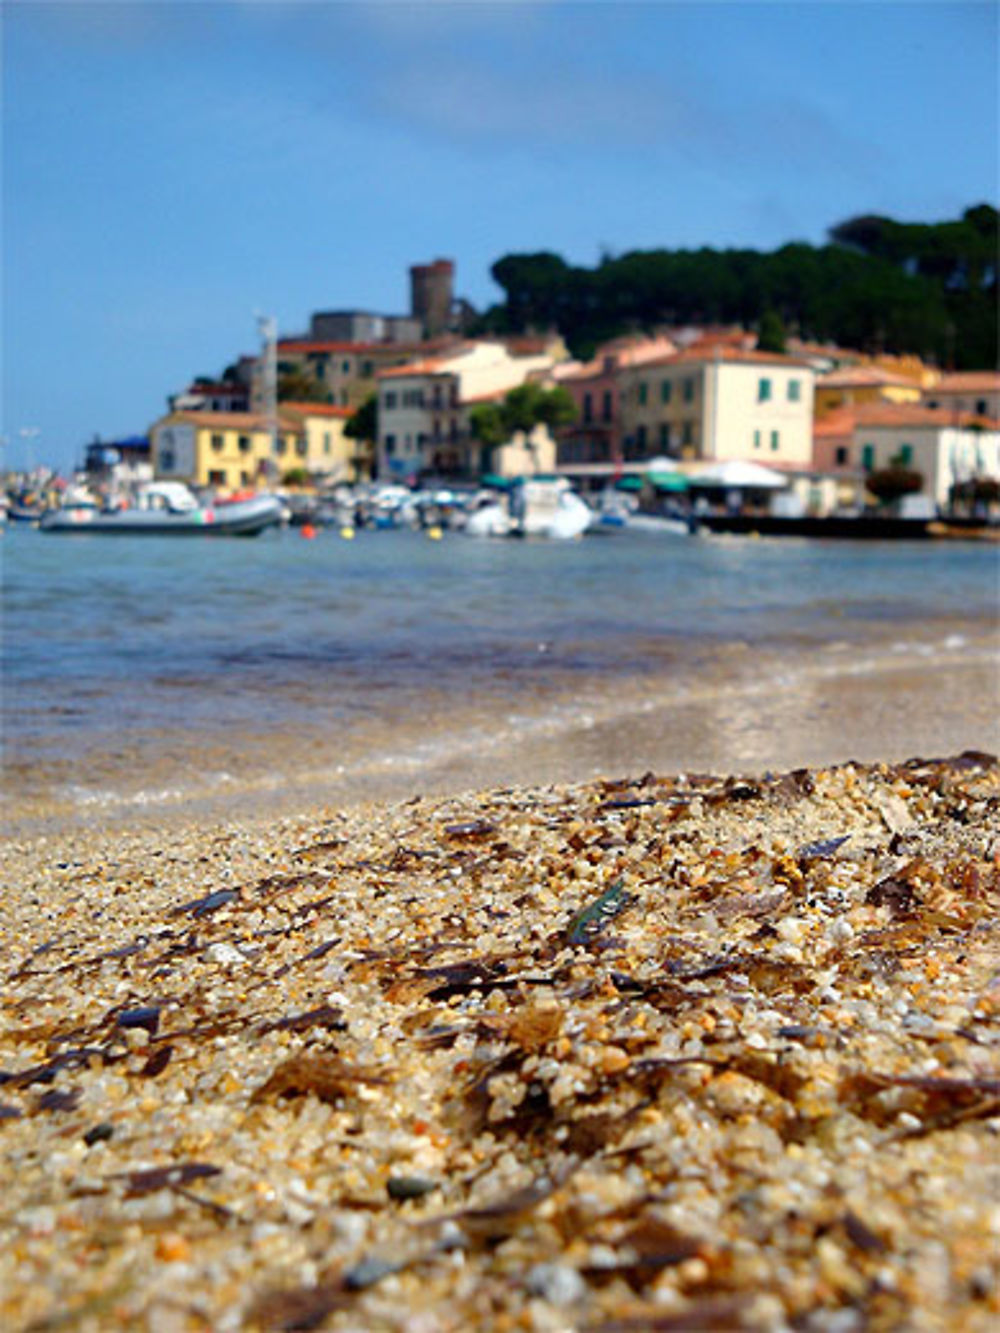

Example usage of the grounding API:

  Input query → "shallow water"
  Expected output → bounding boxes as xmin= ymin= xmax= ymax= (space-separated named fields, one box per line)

xmin=3 ymin=524 xmax=997 ymax=833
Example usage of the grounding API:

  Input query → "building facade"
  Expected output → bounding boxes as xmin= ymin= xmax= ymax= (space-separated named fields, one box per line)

xmin=375 ymin=341 xmax=559 ymax=479
xmin=922 ymin=372 xmax=1000 ymax=420
xmin=616 ymin=348 xmax=816 ymax=467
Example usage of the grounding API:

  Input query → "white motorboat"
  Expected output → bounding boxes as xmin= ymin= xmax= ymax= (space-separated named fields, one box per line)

xmin=465 ymin=478 xmax=593 ymax=540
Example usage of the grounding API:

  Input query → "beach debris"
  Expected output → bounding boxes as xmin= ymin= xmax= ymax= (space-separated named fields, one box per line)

xmin=565 ymin=879 xmax=636 ymax=946
xmin=251 ymin=1054 xmax=391 ymax=1105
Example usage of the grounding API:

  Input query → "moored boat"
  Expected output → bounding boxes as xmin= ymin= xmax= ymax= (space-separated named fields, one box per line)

xmin=39 ymin=482 xmax=284 ymax=537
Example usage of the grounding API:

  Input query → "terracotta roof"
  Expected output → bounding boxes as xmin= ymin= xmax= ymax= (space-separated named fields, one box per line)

xmin=639 ymin=345 xmax=814 ymax=372
xmin=278 ymin=336 xmax=458 ymax=357
xmin=164 ymin=411 xmax=269 ymax=430
xmin=926 ymin=372 xmax=1000 ymax=393
xmin=279 ymin=402 xmax=353 ymax=418
xmin=378 ymin=359 xmax=455 ymax=380
xmin=818 ymin=367 xmax=917 ymax=389
xmin=817 ymin=403 xmax=998 ymax=431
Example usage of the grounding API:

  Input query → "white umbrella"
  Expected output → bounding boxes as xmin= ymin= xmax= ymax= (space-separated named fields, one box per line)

xmin=690 ymin=460 xmax=787 ymax=489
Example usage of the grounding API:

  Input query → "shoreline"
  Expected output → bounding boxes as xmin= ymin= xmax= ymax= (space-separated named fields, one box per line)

xmin=2 ymin=753 xmax=999 ymax=1331
xmin=6 ymin=624 xmax=998 ymax=842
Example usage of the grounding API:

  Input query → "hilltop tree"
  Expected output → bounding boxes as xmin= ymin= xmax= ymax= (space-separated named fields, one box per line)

xmin=469 ymin=383 xmax=577 ymax=445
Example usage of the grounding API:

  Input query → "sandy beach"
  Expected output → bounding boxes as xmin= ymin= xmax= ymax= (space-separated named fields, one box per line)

xmin=2 ymin=748 xmax=998 ymax=1332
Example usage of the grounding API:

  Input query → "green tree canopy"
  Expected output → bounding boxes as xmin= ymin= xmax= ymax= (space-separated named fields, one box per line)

xmin=345 ymin=394 xmax=377 ymax=442
xmin=469 ymin=383 xmax=577 ymax=444
xmin=479 ymin=206 xmax=997 ymax=368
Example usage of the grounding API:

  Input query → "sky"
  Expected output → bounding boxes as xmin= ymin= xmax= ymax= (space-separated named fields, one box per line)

xmin=3 ymin=0 xmax=998 ymax=473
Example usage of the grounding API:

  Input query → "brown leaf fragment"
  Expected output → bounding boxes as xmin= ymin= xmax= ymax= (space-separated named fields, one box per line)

xmin=843 ymin=1210 xmax=888 ymax=1254
xmin=170 ymin=888 xmax=239 ymax=918
xmin=259 ymin=1005 xmax=346 ymax=1036
xmin=0 ymin=1102 xmax=24 ymax=1121
xmin=586 ymin=1297 xmax=750 ymax=1331
xmin=443 ymin=819 xmax=497 ymax=838
xmin=866 ymin=876 xmax=920 ymax=917
xmin=248 ymin=1278 xmax=349 ymax=1332
xmin=139 ymin=1044 xmax=174 ymax=1078
xmin=251 ymin=1054 xmax=391 ymax=1105
xmin=35 ymin=1087 xmax=82 ymax=1114
xmin=508 ymin=1004 xmax=563 ymax=1052
xmin=115 ymin=1162 xmax=222 ymax=1196
xmin=439 ymin=1171 xmax=572 ymax=1243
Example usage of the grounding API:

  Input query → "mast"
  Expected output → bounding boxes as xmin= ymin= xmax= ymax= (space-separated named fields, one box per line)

xmin=257 ymin=314 xmax=278 ymax=484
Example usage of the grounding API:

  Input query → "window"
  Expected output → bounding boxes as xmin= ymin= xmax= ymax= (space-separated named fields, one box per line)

xmin=661 ymin=380 xmax=672 ymax=404
xmin=638 ymin=382 xmax=648 ymax=406
xmin=160 ymin=450 xmax=175 ymax=472
xmin=296 ymin=440 xmax=306 ymax=457
xmin=758 ymin=378 xmax=772 ymax=402
xmin=682 ymin=420 xmax=693 ymax=445
xmin=323 ymin=433 xmax=332 ymax=455
xmin=341 ymin=360 xmax=351 ymax=374
xmin=583 ymin=392 xmax=593 ymax=423
xmin=636 ymin=425 xmax=647 ymax=452
xmin=208 ymin=470 xmax=226 ymax=486
xmin=361 ymin=361 xmax=374 ymax=378
xmin=385 ymin=435 xmax=396 ymax=454
xmin=976 ymin=399 xmax=988 ymax=415
xmin=602 ymin=391 xmax=613 ymax=421
xmin=899 ymin=444 xmax=913 ymax=465
xmin=211 ymin=433 xmax=223 ymax=452
xmin=238 ymin=435 xmax=251 ymax=453
xmin=770 ymin=431 xmax=779 ymax=451
xmin=384 ymin=391 xmax=397 ymax=409
xmin=788 ymin=379 xmax=801 ymax=402
xmin=753 ymin=430 xmax=761 ymax=450
xmin=659 ymin=424 xmax=671 ymax=450
xmin=835 ymin=446 xmax=849 ymax=466
xmin=862 ymin=443 xmax=875 ymax=471
xmin=276 ymin=438 xmax=287 ymax=456
xmin=683 ymin=378 xmax=695 ymax=403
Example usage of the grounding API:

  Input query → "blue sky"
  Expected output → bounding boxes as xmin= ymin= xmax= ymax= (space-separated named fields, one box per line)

xmin=3 ymin=1 xmax=998 ymax=472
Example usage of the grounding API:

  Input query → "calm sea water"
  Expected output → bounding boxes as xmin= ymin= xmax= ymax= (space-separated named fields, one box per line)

xmin=3 ymin=525 xmax=997 ymax=831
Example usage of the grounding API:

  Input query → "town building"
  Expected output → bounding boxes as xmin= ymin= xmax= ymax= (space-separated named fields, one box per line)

xmin=922 ymin=371 xmax=1000 ymax=420
xmin=375 ymin=340 xmax=560 ymax=480
xmin=168 ymin=379 xmax=250 ymax=414
xmin=812 ymin=403 xmax=1000 ymax=510
xmin=150 ymin=412 xmax=297 ymax=491
xmin=266 ymin=336 xmax=462 ymax=413
xmin=277 ymin=402 xmax=371 ymax=483
xmin=555 ymin=334 xmax=678 ymax=471
xmin=615 ymin=345 xmax=816 ymax=469
xmin=814 ymin=366 xmax=922 ymax=416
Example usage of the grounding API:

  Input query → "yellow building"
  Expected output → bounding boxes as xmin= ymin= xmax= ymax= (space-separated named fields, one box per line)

xmin=814 ymin=366 xmax=922 ymax=417
xmin=277 ymin=402 xmax=371 ymax=483
xmin=149 ymin=412 xmax=303 ymax=493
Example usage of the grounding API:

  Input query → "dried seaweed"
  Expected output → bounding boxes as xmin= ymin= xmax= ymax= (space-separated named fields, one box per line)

xmin=35 ymin=1088 xmax=82 ymax=1114
xmin=113 ymin=1162 xmax=221 ymax=1196
xmin=170 ymin=888 xmax=239 ymax=918
xmin=585 ymin=1297 xmax=750 ymax=1332
xmin=138 ymin=1045 xmax=173 ymax=1078
xmin=251 ymin=1054 xmax=391 ymax=1104
xmin=443 ymin=820 xmax=497 ymax=838
xmin=113 ymin=1005 xmax=162 ymax=1036
xmin=248 ymin=1278 xmax=349 ymax=1331
xmin=437 ymin=1170 xmax=573 ymax=1243
xmin=258 ymin=1005 xmax=345 ymax=1036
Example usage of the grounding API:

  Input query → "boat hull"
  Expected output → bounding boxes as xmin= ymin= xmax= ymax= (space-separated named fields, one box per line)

xmin=39 ymin=496 xmax=284 ymax=536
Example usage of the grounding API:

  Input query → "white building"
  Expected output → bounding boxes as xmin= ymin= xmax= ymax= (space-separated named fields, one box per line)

xmin=375 ymin=340 xmax=559 ymax=479
xmin=847 ymin=406 xmax=1000 ymax=509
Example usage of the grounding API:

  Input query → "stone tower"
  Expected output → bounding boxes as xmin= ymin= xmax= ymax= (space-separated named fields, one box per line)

xmin=410 ymin=259 xmax=455 ymax=338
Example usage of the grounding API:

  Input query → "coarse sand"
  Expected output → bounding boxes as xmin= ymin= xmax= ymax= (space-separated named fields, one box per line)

xmin=1 ymin=753 xmax=999 ymax=1332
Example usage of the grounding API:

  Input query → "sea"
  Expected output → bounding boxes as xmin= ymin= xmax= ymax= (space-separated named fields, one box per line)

xmin=3 ymin=524 xmax=998 ymax=836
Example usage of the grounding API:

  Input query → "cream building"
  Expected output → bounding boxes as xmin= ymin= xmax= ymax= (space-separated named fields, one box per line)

xmin=849 ymin=406 xmax=1000 ymax=509
xmin=375 ymin=340 xmax=560 ymax=479
xmin=617 ymin=347 xmax=815 ymax=467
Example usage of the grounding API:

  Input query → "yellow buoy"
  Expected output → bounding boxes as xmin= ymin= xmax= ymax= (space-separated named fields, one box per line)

xmin=427 ymin=525 xmax=443 ymax=541
xmin=340 ymin=526 xmax=356 ymax=540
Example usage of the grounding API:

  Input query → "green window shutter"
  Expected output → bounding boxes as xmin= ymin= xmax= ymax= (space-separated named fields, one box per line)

xmin=661 ymin=380 xmax=672 ymax=403
xmin=753 ymin=430 xmax=761 ymax=450
xmin=758 ymin=378 xmax=772 ymax=402
xmin=771 ymin=430 xmax=779 ymax=451
xmin=862 ymin=444 xmax=875 ymax=471
xmin=638 ymin=382 xmax=648 ymax=405
xmin=900 ymin=443 xmax=913 ymax=465
xmin=788 ymin=379 xmax=800 ymax=401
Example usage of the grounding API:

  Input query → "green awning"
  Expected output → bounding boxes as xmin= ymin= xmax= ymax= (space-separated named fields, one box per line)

xmin=614 ymin=475 xmax=644 ymax=491
xmin=480 ymin=474 xmax=513 ymax=489
xmin=647 ymin=472 xmax=689 ymax=492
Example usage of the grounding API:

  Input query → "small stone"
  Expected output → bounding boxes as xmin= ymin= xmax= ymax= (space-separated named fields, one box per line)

xmin=525 ymin=1262 xmax=586 ymax=1305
